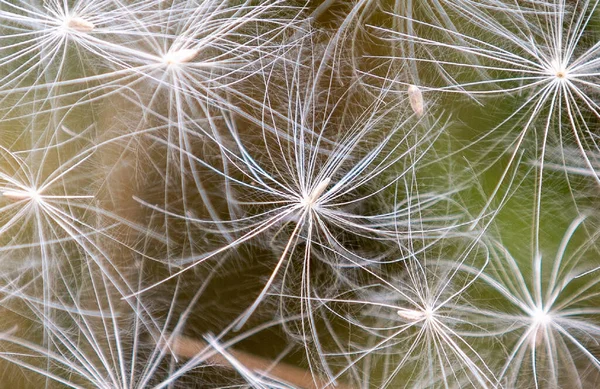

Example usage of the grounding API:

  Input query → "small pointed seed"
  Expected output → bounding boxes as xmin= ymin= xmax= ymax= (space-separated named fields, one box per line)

xmin=2 ymin=190 xmax=34 ymax=200
xmin=397 ymin=309 xmax=424 ymax=321
xmin=67 ymin=17 xmax=95 ymax=32
xmin=163 ymin=49 xmax=198 ymax=65
xmin=408 ymin=85 xmax=424 ymax=117
xmin=308 ymin=177 xmax=331 ymax=204
xmin=534 ymin=325 xmax=545 ymax=347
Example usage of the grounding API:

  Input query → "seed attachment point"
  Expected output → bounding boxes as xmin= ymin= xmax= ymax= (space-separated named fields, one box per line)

xmin=549 ymin=59 xmax=569 ymax=81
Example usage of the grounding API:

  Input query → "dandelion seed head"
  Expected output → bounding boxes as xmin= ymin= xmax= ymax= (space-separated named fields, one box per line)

xmin=163 ymin=48 xmax=198 ymax=66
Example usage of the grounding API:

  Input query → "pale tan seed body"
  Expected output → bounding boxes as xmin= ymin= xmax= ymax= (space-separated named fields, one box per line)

xmin=67 ymin=17 xmax=95 ymax=32
xmin=307 ymin=177 xmax=331 ymax=205
xmin=408 ymin=85 xmax=424 ymax=117
xmin=163 ymin=49 xmax=198 ymax=65
xmin=397 ymin=309 xmax=424 ymax=321
xmin=2 ymin=190 xmax=38 ymax=201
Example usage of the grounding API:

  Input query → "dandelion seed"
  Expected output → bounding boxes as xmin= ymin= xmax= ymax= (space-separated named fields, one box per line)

xmin=130 ymin=45 xmax=452 ymax=386
xmin=315 ymin=232 xmax=497 ymax=388
xmin=0 ymin=263 xmax=272 ymax=388
xmin=0 ymin=0 xmax=144 ymax=119
xmin=163 ymin=48 xmax=199 ymax=65
xmin=407 ymin=85 xmax=424 ymax=117
xmin=303 ymin=177 xmax=331 ymax=208
xmin=64 ymin=16 xmax=95 ymax=33
xmin=532 ymin=309 xmax=551 ymax=347
xmin=453 ymin=216 xmax=600 ymax=388
xmin=1 ymin=189 xmax=40 ymax=202
xmin=533 ymin=325 xmax=545 ymax=348
xmin=375 ymin=0 xmax=600 ymax=212
xmin=396 ymin=307 xmax=431 ymax=321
